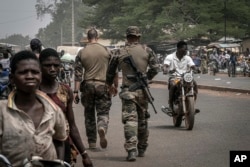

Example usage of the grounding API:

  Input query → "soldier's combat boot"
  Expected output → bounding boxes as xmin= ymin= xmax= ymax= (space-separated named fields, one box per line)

xmin=138 ymin=149 xmax=145 ymax=157
xmin=98 ymin=127 xmax=107 ymax=149
xmin=127 ymin=149 xmax=136 ymax=161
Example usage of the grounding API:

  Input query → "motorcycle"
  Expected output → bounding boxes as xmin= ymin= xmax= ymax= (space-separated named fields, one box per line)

xmin=0 ymin=154 xmax=70 ymax=167
xmin=161 ymin=70 xmax=199 ymax=130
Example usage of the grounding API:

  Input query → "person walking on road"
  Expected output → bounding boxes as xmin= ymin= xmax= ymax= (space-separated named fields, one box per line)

xmin=39 ymin=48 xmax=93 ymax=167
xmin=106 ymin=26 xmax=160 ymax=161
xmin=225 ymin=50 xmax=231 ymax=69
xmin=230 ymin=52 xmax=237 ymax=77
xmin=191 ymin=53 xmax=201 ymax=73
xmin=73 ymin=28 xmax=117 ymax=150
xmin=199 ymin=48 xmax=208 ymax=74
xmin=0 ymin=50 xmax=67 ymax=166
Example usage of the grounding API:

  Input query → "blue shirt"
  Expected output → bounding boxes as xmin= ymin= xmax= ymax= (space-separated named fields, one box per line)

xmin=192 ymin=57 xmax=201 ymax=67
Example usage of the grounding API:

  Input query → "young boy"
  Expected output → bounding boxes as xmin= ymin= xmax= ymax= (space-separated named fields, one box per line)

xmin=39 ymin=48 xmax=93 ymax=167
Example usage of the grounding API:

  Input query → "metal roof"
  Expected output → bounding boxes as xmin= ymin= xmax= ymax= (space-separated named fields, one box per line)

xmin=207 ymin=43 xmax=241 ymax=48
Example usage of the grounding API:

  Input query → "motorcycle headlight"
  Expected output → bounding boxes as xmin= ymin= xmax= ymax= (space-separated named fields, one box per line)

xmin=183 ymin=73 xmax=193 ymax=83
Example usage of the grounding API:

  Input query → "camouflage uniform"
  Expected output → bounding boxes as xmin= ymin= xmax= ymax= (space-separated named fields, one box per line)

xmin=75 ymin=43 xmax=112 ymax=146
xmin=107 ymin=26 xmax=160 ymax=157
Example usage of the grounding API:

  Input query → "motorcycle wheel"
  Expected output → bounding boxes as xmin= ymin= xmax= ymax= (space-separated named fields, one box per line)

xmin=173 ymin=103 xmax=183 ymax=127
xmin=184 ymin=97 xmax=195 ymax=130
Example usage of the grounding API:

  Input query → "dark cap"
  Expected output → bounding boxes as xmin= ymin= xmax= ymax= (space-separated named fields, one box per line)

xmin=126 ymin=26 xmax=141 ymax=37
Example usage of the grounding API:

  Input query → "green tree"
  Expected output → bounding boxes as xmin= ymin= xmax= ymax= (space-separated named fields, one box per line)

xmin=36 ymin=0 xmax=250 ymax=44
xmin=0 ymin=34 xmax=30 ymax=48
xmin=83 ymin=0 xmax=170 ymax=43
xmin=35 ymin=0 xmax=90 ymax=47
xmin=82 ymin=0 xmax=250 ymax=43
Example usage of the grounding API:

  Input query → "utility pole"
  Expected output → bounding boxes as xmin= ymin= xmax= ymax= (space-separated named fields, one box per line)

xmin=61 ymin=26 xmax=63 ymax=46
xmin=224 ymin=0 xmax=227 ymax=43
xmin=72 ymin=0 xmax=75 ymax=46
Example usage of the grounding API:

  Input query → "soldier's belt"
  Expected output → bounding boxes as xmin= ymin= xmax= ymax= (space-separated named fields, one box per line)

xmin=120 ymin=85 xmax=143 ymax=91
xmin=80 ymin=79 xmax=106 ymax=91
xmin=85 ymin=79 xmax=106 ymax=84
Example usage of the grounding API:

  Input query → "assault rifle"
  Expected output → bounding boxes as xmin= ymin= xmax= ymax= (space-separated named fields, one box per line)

xmin=124 ymin=55 xmax=157 ymax=114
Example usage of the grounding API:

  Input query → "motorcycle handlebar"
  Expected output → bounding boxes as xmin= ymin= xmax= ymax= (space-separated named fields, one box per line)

xmin=171 ymin=69 xmax=193 ymax=76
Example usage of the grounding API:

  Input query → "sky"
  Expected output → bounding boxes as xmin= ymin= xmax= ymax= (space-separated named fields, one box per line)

xmin=0 ymin=0 xmax=51 ymax=39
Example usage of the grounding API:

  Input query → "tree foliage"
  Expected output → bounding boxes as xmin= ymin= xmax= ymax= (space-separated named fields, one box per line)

xmin=0 ymin=34 xmax=30 ymax=48
xmin=82 ymin=0 xmax=250 ymax=43
xmin=35 ymin=0 xmax=90 ymax=48
xmin=34 ymin=0 xmax=250 ymax=46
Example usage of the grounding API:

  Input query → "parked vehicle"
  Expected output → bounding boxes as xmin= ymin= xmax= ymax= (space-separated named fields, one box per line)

xmin=161 ymin=70 xmax=199 ymax=130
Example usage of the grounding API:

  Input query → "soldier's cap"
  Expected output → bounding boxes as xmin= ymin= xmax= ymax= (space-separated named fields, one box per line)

xmin=126 ymin=26 xmax=141 ymax=37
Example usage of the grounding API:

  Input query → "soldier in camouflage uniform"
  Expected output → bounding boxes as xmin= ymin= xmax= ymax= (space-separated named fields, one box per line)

xmin=106 ymin=26 xmax=160 ymax=161
xmin=73 ymin=28 xmax=118 ymax=150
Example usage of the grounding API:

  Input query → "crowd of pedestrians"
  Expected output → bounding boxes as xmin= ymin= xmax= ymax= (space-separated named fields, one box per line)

xmin=191 ymin=47 xmax=250 ymax=76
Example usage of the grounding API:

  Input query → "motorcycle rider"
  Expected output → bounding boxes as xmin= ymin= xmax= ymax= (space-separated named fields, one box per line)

xmin=209 ymin=49 xmax=220 ymax=72
xmin=162 ymin=41 xmax=197 ymax=113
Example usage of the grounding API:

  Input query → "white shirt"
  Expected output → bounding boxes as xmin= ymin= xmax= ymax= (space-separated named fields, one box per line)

xmin=164 ymin=52 xmax=195 ymax=75
xmin=225 ymin=53 xmax=230 ymax=60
